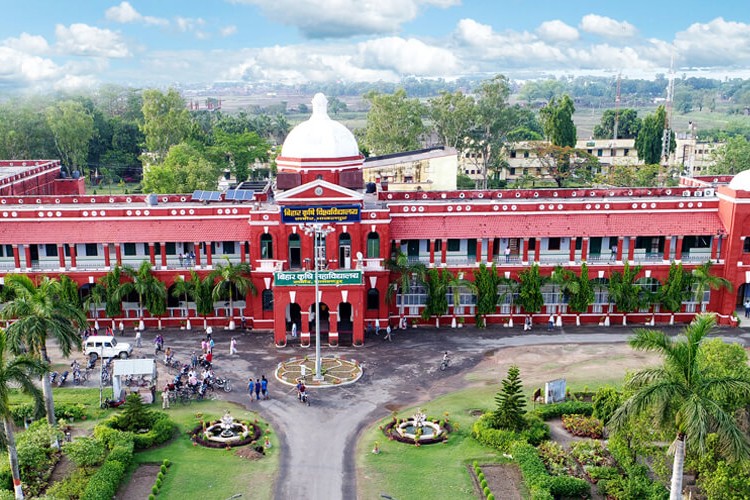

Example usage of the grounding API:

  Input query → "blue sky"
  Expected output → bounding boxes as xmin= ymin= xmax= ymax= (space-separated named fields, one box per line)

xmin=1 ymin=0 xmax=749 ymax=91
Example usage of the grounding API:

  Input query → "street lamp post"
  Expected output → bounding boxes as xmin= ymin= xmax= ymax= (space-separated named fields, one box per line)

xmin=301 ymin=223 xmax=335 ymax=381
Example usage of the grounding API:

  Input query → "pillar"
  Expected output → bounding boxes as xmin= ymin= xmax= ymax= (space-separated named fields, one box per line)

xmin=69 ymin=244 xmax=77 ymax=269
xmin=300 ymin=311 xmax=311 ymax=347
xmin=115 ymin=244 xmax=122 ymax=266
xmin=23 ymin=245 xmax=32 ymax=270
xmin=522 ymin=238 xmax=529 ymax=264
xmin=711 ymin=235 xmax=719 ymax=261
xmin=569 ymin=237 xmax=577 ymax=263
xmin=581 ymin=237 xmax=589 ymax=262
xmin=675 ymin=236 xmax=684 ymax=262
xmin=663 ymin=237 xmax=672 ymax=263
xmin=534 ymin=238 xmax=541 ymax=263
xmin=616 ymin=237 xmax=624 ymax=262
xmin=476 ymin=238 xmax=482 ymax=264
xmin=12 ymin=245 xmax=20 ymax=271
xmin=103 ymin=244 xmax=111 ymax=268
xmin=58 ymin=244 xmax=66 ymax=270
xmin=148 ymin=243 xmax=156 ymax=265
xmin=627 ymin=237 xmax=636 ymax=262
xmin=440 ymin=239 xmax=447 ymax=265
xmin=328 ymin=311 xmax=339 ymax=346
xmin=193 ymin=242 xmax=202 ymax=267
xmin=205 ymin=242 xmax=213 ymax=268
xmin=429 ymin=239 xmax=435 ymax=266
xmin=160 ymin=242 xmax=167 ymax=269
xmin=487 ymin=238 xmax=495 ymax=264
xmin=240 ymin=241 xmax=247 ymax=263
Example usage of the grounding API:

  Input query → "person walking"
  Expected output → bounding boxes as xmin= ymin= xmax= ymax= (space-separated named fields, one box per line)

xmin=547 ymin=314 xmax=555 ymax=331
xmin=254 ymin=378 xmax=261 ymax=401
xmin=374 ymin=318 xmax=381 ymax=336
xmin=230 ymin=337 xmax=237 ymax=355
xmin=161 ymin=384 xmax=170 ymax=409
xmin=201 ymin=338 xmax=208 ymax=354
xmin=744 ymin=298 xmax=750 ymax=318
xmin=261 ymin=375 xmax=268 ymax=400
xmin=248 ymin=378 xmax=255 ymax=401
xmin=524 ymin=316 xmax=532 ymax=332
xmin=135 ymin=329 xmax=142 ymax=347
xmin=384 ymin=323 xmax=393 ymax=342
xmin=208 ymin=337 xmax=215 ymax=353
xmin=291 ymin=322 xmax=297 ymax=338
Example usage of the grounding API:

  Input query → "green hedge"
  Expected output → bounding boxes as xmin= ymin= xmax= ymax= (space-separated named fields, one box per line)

xmin=533 ymin=401 xmax=593 ymax=420
xmin=98 ymin=411 xmax=175 ymax=450
xmin=82 ymin=459 xmax=126 ymax=500
xmin=510 ymin=442 xmax=590 ymax=499
xmin=472 ymin=414 xmax=550 ymax=451
xmin=10 ymin=402 xmax=88 ymax=426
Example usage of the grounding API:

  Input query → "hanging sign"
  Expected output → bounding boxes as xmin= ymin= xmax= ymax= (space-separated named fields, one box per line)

xmin=281 ymin=205 xmax=361 ymax=224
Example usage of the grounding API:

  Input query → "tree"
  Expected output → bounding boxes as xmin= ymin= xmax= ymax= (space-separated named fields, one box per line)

xmin=208 ymin=129 xmax=269 ymax=183
xmin=598 ymin=163 xmax=665 ymax=187
xmin=1 ymin=275 xmax=86 ymax=425
xmin=142 ymin=142 xmax=222 ymax=194
xmin=474 ymin=264 xmax=500 ymax=328
xmin=593 ymin=109 xmax=642 ymax=139
xmin=141 ymin=88 xmax=192 ymax=160
xmin=568 ymin=263 xmax=595 ymax=320
xmin=362 ymin=89 xmax=425 ymax=155
xmin=427 ymin=90 xmax=477 ymax=149
xmin=46 ymin=100 xmax=95 ymax=176
xmin=445 ymin=271 xmax=478 ymax=326
xmin=534 ymin=144 xmax=599 ymax=188
xmin=327 ymin=96 xmax=347 ymax=115
xmin=609 ymin=262 xmax=643 ymax=324
xmin=709 ymin=136 xmax=750 ymax=175
xmin=174 ymin=270 xmax=214 ymax=329
xmin=98 ymin=265 xmax=125 ymax=318
xmin=657 ymin=262 xmax=692 ymax=321
xmin=113 ymin=393 xmax=153 ymax=433
xmin=120 ymin=262 xmax=167 ymax=327
xmin=692 ymin=261 xmax=732 ymax=313
xmin=0 ymin=332 xmax=47 ymax=500
xmin=635 ymin=105 xmax=674 ymax=165
xmin=210 ymin=257 xmax=256 ymax=329
xmin=518 ymin=264 xmax=546 ymax=314
xmin=539 ymin=94 xmax=576 ymax=147
xmin=610 ymin=315 xmax=750 ymax=500
xmin=492 ymin=365 xmax=528 ymax=432
xmin=83 ymin=283 xmax=107 ymax=328
xmin=385 ymin=251 xmax=427 ymax=316
xmin=422 ymin=268 xmax=450 ymax=325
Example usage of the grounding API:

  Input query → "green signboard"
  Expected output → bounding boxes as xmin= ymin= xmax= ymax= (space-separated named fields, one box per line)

xmin=274 ymin=270 xmax=363 ymax=287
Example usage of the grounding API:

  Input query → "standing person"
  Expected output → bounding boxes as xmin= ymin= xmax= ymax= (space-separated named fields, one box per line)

xmin=178 ymin=253 xmax=184 ymax=267
xmin=524 ymin=316 xmax=532 ymax=332
xmin=230 ymin=337 xmax=237 ymax=355
xmin=399 ymin=314 xmax=406 ymax=330
xmin=291 ymin=322 xmax=297 ymax=338
xmin=191 ymin=351 xmax=198 ymax=369
xmin=374 ymin=318 xmax=381 ymax=336
xmin=547 ymin=314 xmax=554 ymax=331
xmin=161 ymin=384 xmax=170 ymax=409
xmin=254 ymin=378 xmax=261 ymax=401
xmin=744 ymin=298 xmax=750 ymax=318
xmin=201 ymin=338 xmax=208 ymax=354
xmin=240 ymin=314 xmax=246 ymax=331
xmin=505 ymin=245 xmax=511 ymax=263
xmin=247 ymin=378 xmax=255 ymax=402
xmin=610 ymin=245 xmax=618 ymax=262
xmin=261 ymin=375 xmax=268 ymax=400
xmin=208 ymin=337 xmax=215 ymax=353
xmin=135 ymin=329 xmax=142 ymax=347
xmin=384 ymin=323 xmax=393 ymax=342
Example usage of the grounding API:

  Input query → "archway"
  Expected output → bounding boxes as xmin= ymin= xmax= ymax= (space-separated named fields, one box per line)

xmin=309 ymin=302 xmax=330 ymax=343
xmin=737 ymin=283 xmax=750 ymax=306
xmin=288 ymin=233 xmax=302 ymax=269
xmin=286 ymin=303 xmax=302 ymax=334
xmin=337 ymin=302 xmax=353 ymax=345
xmin=338 ymin=233 xmax=352 ymax=269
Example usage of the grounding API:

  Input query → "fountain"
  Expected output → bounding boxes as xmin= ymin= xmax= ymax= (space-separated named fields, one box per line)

xmin=390 ymin=408 xmax=446 ymax=444
xmin=192 ymin=410 xmax=260 ymax=448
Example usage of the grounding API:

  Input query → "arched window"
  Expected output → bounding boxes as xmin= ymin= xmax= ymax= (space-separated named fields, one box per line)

xmin=288 ymin=233 xmax=301 ymax=268
xmin=260 ymin=234 xmax=273 ymax=259
xmin=339 ymin=233 xmax=352 ymax=269
xmin=262 ymin=289 xmax=274 ymax=311
xmin=366 ymin=232 xmax=380 ymax=259
xmin=367 ymin=288 xmax=379 ymax=310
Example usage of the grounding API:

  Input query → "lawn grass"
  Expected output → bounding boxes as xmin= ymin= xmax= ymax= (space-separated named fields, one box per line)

xmin=357 ymin=388 xmax=509 ymax=500
xmin=133 ymin=400 xmax=278 ymax=500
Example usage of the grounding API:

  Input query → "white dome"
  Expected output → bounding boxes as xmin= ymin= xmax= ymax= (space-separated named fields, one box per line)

xmin=729 ymin=170 xmax=750 ymax=191
xmin=280 ymin=93 xmax=360 ymax=159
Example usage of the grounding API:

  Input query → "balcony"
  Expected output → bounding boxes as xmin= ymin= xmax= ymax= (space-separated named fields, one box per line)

xmin=359 ymin=258 xmax=385 ymax=271
xmin=256 ymin=259 xmax=284 ymax=272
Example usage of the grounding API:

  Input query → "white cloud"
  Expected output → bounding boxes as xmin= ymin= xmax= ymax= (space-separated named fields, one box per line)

xmin=220 ymin=25 xmax=237 ymax=37
xmin=0 ymin=46 xmax=60 ymax=86
xmin=674 ymin=18 xmax=750 ymax=67
xmin=231 ymin=0 xmax=460 ymax=38
xmin=175 ymin=17 xmax=206 ymax=33
xmin=579 ymin=14 xmax=637 ymax=38
xmin=105 ymin=2 xmax=168 ymax=26
xmin=355 ymin=37 xmax=459 ymax=76
xmin=536 ymin=20 xmax=578 ymax=42
xmin=3 ymin=33 xmax=49 ymax=54
xmin=55 ymin=24 xmax=130 ymax=58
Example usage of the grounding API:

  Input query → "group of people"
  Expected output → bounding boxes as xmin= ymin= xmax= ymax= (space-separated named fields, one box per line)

xmin=247 ymin=376 xmax=269 ymax=401
xmin=177 ymin=251 xmax=196 ymax=267
xmin=366 ymin=317 xmax=403 ymax=341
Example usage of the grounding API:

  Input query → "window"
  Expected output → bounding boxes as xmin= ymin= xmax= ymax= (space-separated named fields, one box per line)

xmin=45 ymin=244 xmax=58 ymax=257
xmin=597 ymin=149 xmax=603 ymax=157
xmin=523 ymin=151 xmax=529 ymax=158
xmin=367 ymin=288 xmax=379 ymax=310
xmin=575 ymin=238 xmax=582 ymax=251
xmin=366 ymin=232 xmax=380 ymax=259
xmin=223 ymin=241 xmax=235 ymax=254
xmin=744 ymin=239 xmax=750 ymax=253
xmin=548 ymin=238 xmax=561 ymax=251
xmin=610 ymin=149 xmax=616 ymax=157
xmin=509 ymin=168 xmax=516 ymax=175
xmin=260 ymin=234 xmax=273 ymax=259
xmin=262 ymin=289 xmax=274 ymax=311
xmin=124 ymin=243 xmax=137 ymax=256
xmin=85 ymin=243 xmax=98 ymax=257
xmin=510 ymin=150 xmax=516 ymax=158
xmin=587 ymin=149 xmax=593 ymax=154
xmin=166 ymin=242 xmax=176 ymax=255
xmin=447 ymin=239 xmax=461 ymax=252
xmin=624 ymin=148 xmax=630 ymax=156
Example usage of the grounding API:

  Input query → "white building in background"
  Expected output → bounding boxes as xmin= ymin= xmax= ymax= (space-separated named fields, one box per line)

xmin=363 ymin=146 xmax=457 ymax=192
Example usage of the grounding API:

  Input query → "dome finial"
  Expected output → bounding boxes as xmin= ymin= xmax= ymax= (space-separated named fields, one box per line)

xmin=311 ymin=93 xmax=329 ymax=119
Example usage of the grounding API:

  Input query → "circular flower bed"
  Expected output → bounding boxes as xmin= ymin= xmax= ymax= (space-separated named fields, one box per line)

xmin=381 ymin=418 xmax=452 ymax=445
xmin=189 ymin=420 xmax=262 ymax=449
xmin=275 ymin=355 xmax=363 ymax=387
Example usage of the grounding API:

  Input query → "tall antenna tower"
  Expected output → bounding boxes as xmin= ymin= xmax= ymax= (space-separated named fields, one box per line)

xmin=613 ymin=73 xmax=621 ymax=141
xmin=661 ymin=58 xmax=675 ymax=165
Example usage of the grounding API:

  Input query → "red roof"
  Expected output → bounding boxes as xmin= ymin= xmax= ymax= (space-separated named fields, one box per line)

xmin=389 ymin=212 xmax=724 ymax=239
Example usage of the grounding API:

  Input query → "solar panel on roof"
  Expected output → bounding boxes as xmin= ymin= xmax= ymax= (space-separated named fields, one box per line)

xmin=224 ymin=190 xmax=237 ymax=201
xmin=191 ymin=190 xmax=204 ymax=201
xmin=238 ymin=190 xmax=254 ymax=201
xmin=207 ymin=191 xmax=221 ymax=201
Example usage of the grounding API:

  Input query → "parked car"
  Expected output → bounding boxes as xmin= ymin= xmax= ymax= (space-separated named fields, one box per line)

xmin=84 ymin=336 xmax=133 ymax=360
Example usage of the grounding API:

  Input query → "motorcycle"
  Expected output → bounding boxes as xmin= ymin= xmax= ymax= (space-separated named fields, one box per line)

xmin=57 ymin=371 xmax=69 ymax=386
xmin=100 ymin=397 xmax=126 ymax=409
xmin=49 ymin=371 xmax=59 ymax=385
xmin=213 ymin=377 xmax=232 ymax=393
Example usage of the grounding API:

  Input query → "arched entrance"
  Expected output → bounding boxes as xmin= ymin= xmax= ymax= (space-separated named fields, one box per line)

xmin=286 ymin=303 xmax=302 ymax=334
xmin=337 ymin=302 xmax=353 ymax=345
xmin=338 ymin=233 xmax=351 ymax=269
xmin=309 ymin=302 xmax=330 ymax=343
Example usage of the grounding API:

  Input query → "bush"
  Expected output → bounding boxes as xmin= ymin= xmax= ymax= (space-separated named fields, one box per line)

xmin=82 ymin=460 xmax=126 ymax=500
xmin=152 ymin=485 xmax=159 ymax=495
xmin=592 ymin=386 xmax=621 ymax=424
xmin=45 ymin=467 xmax=92 ymax=499
xmin=483 ymin=486 xmax=491 ymax=496
xmin=9 ymin=402 xmax=88 ymax=426
xmin=533 ymin=401 xmax=593 ymax=420
xmin=585 ymin=466 xmax=619 ymax=482
xmin=163 ymin=458 xmax=170 ymax=467
xmin=64 ymin=436 xmax=107 ymax=467
xmin=487 ymin=494 xmax=495 ymax=500
xmin=548 ymin=475 xmax=591 ymax=497
xmin=561 ymin=414 xmax=604 ymax=438
xmin=149 ymin=496 xmax=156 ymax=500
xmin=100 ymin=411 xmax=175 ymax=450
xmin=160 ymin=464 xmax=167 ymax=474
xmin=480 ymin=479 xmax=488 ymax=489
xmin=472 ymin=413 xmax=549 ymax=451
xmin=510 ymin=442 xmax=589 ymax=499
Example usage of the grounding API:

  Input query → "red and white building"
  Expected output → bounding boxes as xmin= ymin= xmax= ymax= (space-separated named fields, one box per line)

xmin=0 ymin=95 xmax=749 ymax=347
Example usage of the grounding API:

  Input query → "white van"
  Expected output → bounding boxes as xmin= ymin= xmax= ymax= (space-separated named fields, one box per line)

xmin=84 ymin=336 xmax=133 ymax=360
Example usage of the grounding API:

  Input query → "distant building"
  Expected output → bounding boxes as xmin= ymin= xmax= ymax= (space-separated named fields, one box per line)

xmin=363 ymin=146 xmax=457 ymax=192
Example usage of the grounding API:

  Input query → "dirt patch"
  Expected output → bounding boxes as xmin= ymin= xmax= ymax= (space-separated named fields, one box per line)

xmin=473 ymin=463 xmax=523 ymax=500
xmin=468 ymin=409 xmax=483 ymax=417
xmin=47 ymin=453 xmax=75 ymax=485
xmin=235 ymin=447 xmax=265 ymax=460
xmin=115 ymin=464 xmax=160 ymax=500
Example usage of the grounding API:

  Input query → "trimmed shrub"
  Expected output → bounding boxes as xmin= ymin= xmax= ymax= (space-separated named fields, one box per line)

xmin=487 ymin=494 xmax=495 ymax=500
xmin=152 ymin=484 xmax=159 ymax=495
xmin=480 ymin=479 xmax=488 ymax=489
xmin=82 ymin=459 xmax=126 ymax=500
xmin=163 ymin=458 xmax=171 ymax=467
xmin=160 ymin=464 xmax=167 ymax=474
xmin=472 ymin=413 xmax=549 ymax=451
xmin=99 ymin=411 xmax=175 ymax=450
xmin=64 ymin=436 xmax=107 ymax=467
xmin=149 ymin=496 xmax=156 ymax=500
xmin=483 ymin=486 xmax=491 ymax=496
xmin=548 ymin=475 xmax=591 ymax=497
xmin=45 ymin=467 xmax=92 ymax=499
xmin=10 ymin=402 xmax=88 ymax=426
xmin=533 ymin=401 xmax=593 ymax=420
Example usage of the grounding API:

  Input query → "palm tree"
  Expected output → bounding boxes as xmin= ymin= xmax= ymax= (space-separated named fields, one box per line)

xmin=82 ymin=283 xmax=106 ymax=330
xmin=385 ymin=251 xmax=427 ymax=317
xmin=1 ymin=275 xmax=86 ymax=425
xmin=210 ymin=257 xmax=255 ymax=330
xmin=445 ymin=271 xmax=478 ymax=328
xmin=692 ymin=261 xmax=732 ymax=313
xmin=121 ymin=261 xmax=166 ymax=330
xmin=0 ymin=331 xmax=48 ymax=500
xmin=610 ymin=314 xmax=750 ymax=500
xmin=172 ymin=273 xmax=196 ymax=330
xmin=98 ymin=265 xmax=125 ymax=321
xmin=498 ymin=276 xmax=520 ymax=327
